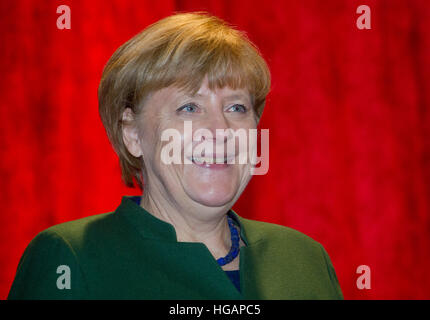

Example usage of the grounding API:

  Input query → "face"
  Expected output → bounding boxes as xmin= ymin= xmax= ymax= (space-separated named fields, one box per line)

xmin=124 ymin=78 xmax=257 ymax=212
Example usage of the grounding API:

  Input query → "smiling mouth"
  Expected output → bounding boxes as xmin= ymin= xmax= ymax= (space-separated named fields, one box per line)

xmin=188 ymin=155 xmax=235 ymax=168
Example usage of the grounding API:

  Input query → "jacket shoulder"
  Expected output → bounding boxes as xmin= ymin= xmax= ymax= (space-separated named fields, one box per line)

xmin=238 ymin=216 xmax=344 ymax=299
xmin=239 ymin=216 xmax=322 ymax=250
xmin=8 ymin=212 xmax=121 ymax=299
xmin=44 ymin=212 xmax=116 ymax=245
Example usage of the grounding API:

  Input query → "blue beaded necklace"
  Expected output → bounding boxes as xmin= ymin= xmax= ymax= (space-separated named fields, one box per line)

xmin=217 ymin=216 xmax=240 ymax=266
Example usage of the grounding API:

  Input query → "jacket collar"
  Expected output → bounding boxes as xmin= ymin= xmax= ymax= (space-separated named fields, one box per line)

xmin=116 ymin=195 xmax=255 ymax=246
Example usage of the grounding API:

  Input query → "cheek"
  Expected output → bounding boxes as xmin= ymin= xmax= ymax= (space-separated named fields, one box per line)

xmin=140 ymin=120 xmax=186 ymax=181
xmin=139 ymin=115 xmax=175 ymax=157
xmin=139 ymin=130 xmax=158 ymax=164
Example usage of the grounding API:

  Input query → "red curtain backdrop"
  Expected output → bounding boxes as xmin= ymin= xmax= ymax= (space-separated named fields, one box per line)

xmin=1 ymin=0 xmax=429 ymax=300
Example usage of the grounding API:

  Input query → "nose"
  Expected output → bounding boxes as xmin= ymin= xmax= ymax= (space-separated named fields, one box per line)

xmin=206 ymin=110 xmax=233 ymax=143
xmin=192 ymin=107 xmax=234 ymax=155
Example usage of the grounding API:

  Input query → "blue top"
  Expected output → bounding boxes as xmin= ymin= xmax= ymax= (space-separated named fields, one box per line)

xmin=130 ymin=196 xmax=241 ymax=293
xmin=225 ymin=270 xmax=241 ymax=292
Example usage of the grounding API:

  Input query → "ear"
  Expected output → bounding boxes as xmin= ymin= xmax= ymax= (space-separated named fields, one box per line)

xmin=122 ymin=108 xmax=143 ymax=158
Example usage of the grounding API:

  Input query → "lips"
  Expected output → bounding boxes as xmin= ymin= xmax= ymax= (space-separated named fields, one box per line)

xmin=191 ymin=160 xmax=230 ymax=170
xmin=187 ymin=155 xmax=235 ymax=169
xmin=191 ymin=155 xmax=235 ymax=164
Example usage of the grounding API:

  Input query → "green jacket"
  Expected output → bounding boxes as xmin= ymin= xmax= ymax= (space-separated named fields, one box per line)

xmin=8 ymin=196 xmax=343 ymax=300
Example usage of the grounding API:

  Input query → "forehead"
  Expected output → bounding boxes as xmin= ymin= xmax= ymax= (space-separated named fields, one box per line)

xmin=193 ymin=79 xmax=251 ymax=101
xmin=152 ymin=79 xmax=252 ymax=104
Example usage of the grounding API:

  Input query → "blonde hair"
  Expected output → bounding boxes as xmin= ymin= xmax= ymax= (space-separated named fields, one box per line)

xmin=98 ymin=12 xmax=271 ymax=189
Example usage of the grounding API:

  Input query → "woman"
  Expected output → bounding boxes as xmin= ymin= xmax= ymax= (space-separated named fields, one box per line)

xmin=8 ymin=12 xmax=343 ymax=299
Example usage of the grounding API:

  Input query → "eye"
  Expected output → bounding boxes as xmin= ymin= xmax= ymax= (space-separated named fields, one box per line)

xmin=227 ymin=104 xmax=247 ymax=113
xmin=177 ymin=103 xmax=199 ymax=113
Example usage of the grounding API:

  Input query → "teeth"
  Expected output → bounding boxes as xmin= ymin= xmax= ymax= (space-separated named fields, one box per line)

xmin=192 ymin=156 xmax=234 ymax=164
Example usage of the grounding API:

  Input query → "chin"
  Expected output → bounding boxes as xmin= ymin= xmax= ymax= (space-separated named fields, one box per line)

xmin=190 ymin=192 xmax=236 ymax=208
xmin=179 ymin=163 xmax=240 ymax=206
xmin=185 ymin=181 xmax=239 ymax=208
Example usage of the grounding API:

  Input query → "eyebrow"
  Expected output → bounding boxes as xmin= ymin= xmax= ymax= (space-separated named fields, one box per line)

xmin=191 ymin=92 xmax=250 ymax=101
